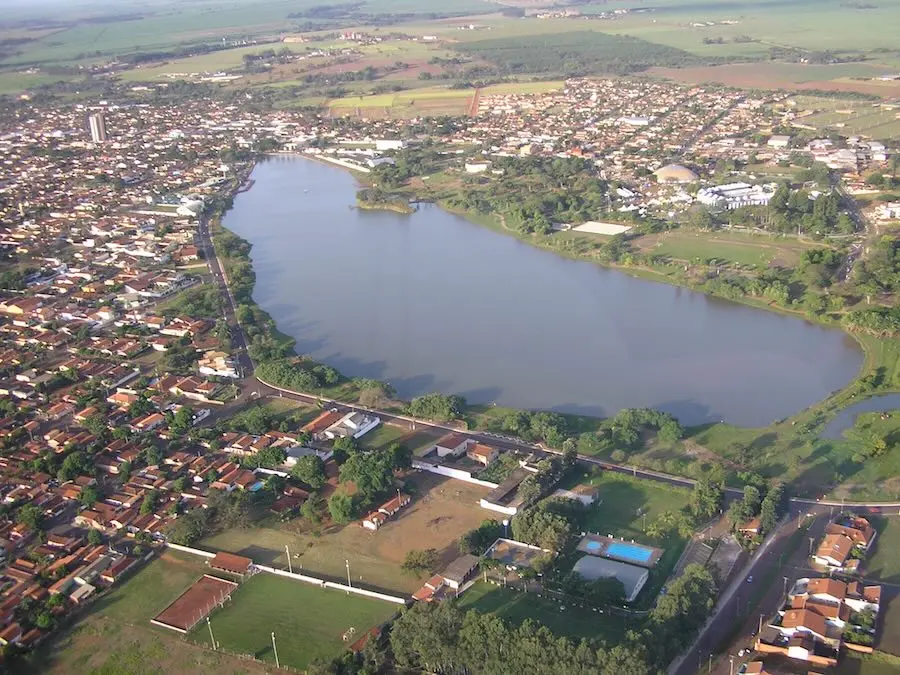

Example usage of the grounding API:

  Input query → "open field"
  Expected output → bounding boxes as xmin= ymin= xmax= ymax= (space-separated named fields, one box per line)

xmin=648 ymin=63 xmax=900 ymax=98
xmin=18 ymin=551 xmax=273 ymax=675
xmin=634 ymin=230 xmax=818 ymax=268
xmin=456 ymin=581 xmax=631 ymax=642
xmin=187 ymin=573 xmax=396 ymax=670
xmin=202 ymin=472 xmax=492 ymax=593
xmin=799 ymin=104 xmax=900 ymax=141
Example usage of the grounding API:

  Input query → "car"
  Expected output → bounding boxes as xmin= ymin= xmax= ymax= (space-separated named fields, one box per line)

xmin=738 ymin=649 xmax=747 ymax=657
xmin=746 ymin=575 xmax=753 ymax=583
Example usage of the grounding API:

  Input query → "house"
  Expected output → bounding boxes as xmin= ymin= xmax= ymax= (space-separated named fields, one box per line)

xmin=466 ymin=443 xmax=499 ymax=466
xmin=362 ymin=493 xmax=411 ymax=531
xmin=814 ymin=533 xmax=855 ymax=570
xmin=322 ymin=411 xmax=380 ymax=440
xmin=767 ymin=135 xmax=792 ymax=148
xmin=813 ymin=516 xmax=876 ymax=571
xmin=412 ymin=554 xmax=479 ymax=602
xmin=302 ymin=410 xmax=344 ymax=438
xmin=431 ymin=433 xmax=472 ymax=458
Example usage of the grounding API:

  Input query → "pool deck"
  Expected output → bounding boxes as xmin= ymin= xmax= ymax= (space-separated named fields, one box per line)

xmin=576 ymin=533 xmax=663 ymax=569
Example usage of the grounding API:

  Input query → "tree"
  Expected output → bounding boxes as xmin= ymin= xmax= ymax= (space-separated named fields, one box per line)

xmin=79 ymin=485 xmax=99 ymax=508
xmin=328 ymin=493 xmax=355 ymax=524
xmin=291 ymin=455 xmax=327 ymax=489
xmin=301 ymin=493 xmax=325 ymax=524
xmin=402 ymin=548 xmax=440 ymax=575
xmin=406 ymin=393 xmax=466 ymax=422
xmin=140 ymin=489 xmax=159 ymax=515
xmin=690 ymin=466 xmax=724 ymax=521
xmin=459 ymin=520 xmax=503 ymax=555
xmin=16 ymin=504 xmax=43 ymax=531
xmin=87 ymin=528 xmax=103 ymax=546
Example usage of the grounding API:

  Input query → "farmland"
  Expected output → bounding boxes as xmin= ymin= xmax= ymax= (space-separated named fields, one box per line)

xmin=187 ymin=573 xmax=397 ymax=670
xmin=202 ymin=472 xmax=491 ymax=594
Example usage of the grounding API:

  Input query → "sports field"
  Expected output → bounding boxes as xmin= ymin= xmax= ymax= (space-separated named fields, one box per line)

xmin=456 ymin=582 xmax=631 ymax=642
xmin=634 ymin=230 xmax=817 ymax=268
xmin=799 ymin=104 xmax=900 ymax=141
xmin=188 ymin=573 xmax=396 ymax=670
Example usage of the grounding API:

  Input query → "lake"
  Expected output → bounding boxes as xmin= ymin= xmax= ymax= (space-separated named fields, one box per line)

xmin=222 ymin=155 xmax=864 ymax=427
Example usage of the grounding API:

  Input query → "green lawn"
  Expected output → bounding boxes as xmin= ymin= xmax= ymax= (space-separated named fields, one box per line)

xmin=564 ymin=469 xmax=692 ymax=541
xmin=642 ymin=231 xmax=815 ymax=267
xmin=863 ymin=517 xmax=900 ymax=583
xmin=456 ymin=582 xmax=631 ymax=643
xmin=95 ymin=550 xmax=211 ymax=624
xmin=188 ymin=573 xmax=397 ymax=670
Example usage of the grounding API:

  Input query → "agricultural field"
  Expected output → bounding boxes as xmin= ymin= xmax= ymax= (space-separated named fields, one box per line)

xmin=20 ymin=551 xmax=272 ymax=675
xmin=327 ymin=87 xmax=474 ymax=118
xmin=202 ymin=472 xmax=492 ymax=594
xmin=647 ymin=63 xmax=900 ymax=98
xmin=187 ymin=573 xmax=397 ymax=670
xmin=633 ymin=230 xmax=819 ymax=268
xmin=456 ymin=582 xmax=632 ymax=642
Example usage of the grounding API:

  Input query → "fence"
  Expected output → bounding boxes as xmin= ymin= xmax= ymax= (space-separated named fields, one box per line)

xmin=165 ymin=543 xmax=408 ymax=606
xmin=412 ymin=459 xmax=499 ymax=489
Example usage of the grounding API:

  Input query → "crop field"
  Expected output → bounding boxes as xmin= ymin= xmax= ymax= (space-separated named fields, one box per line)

xmin=648 ymin=63 xmax=900 ymax=98
xmin=634 ymin=230 xmax=817 ymax=268
xmin=202 ymin=472 xmax=491 ymax=594
xmin=188 ymin=573 xmax=396 ymax=670
xmin=456 ymin=582 xmax=632 ymax=642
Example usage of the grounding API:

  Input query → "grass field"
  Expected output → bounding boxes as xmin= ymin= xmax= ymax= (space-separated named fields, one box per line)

xmin=800 ymin=104 xmax=900 ymax=141
xmin=202 ymin=472 xmax=491 ymax=594
xmin=456 ymin=582 xmax=632 ymax=642
xmin=21 ymin=551 xmax=273 ymax=675
xmin=863 ymin=517 xmax=900 ymax=584
xmin=187 ymin=573 xmax=396 ymax=670
xmin=634 ymin=230 xmax=818 ymax=268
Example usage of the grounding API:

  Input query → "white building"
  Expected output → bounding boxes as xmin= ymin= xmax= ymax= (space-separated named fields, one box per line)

xmin=374 ymin=139 xmax=405 ymax=151
xmin=323 ymin=411 xmax=380 ymax=440
xmin=696 ymin=182 xmax=776 ymax=210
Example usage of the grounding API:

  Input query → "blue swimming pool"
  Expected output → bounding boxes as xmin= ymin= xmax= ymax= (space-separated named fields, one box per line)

xmin=584 ymin=540 xmax=603 ymax=553
xmin=605 ymin=541 xmax=653 ymax=564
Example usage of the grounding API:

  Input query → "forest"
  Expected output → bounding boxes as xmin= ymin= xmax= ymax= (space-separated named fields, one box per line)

xmin=454 ymin=31 xmax=713 ymax=77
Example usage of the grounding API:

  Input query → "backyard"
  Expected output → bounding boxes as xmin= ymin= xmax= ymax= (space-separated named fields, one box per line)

xmin=187 ymin=573 xmax=397 ymax=670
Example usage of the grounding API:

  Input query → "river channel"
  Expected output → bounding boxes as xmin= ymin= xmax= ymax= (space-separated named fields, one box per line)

xmin=223 ymin=156 xmax=864 ymax=427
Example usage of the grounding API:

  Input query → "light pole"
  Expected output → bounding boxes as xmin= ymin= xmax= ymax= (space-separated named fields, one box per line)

xmin=758 ymin=613 xmax=765 ymax=635
xmin=271 ymin=631 xmax=280 ymax=669
xmin=783 ymin=576 xmax=789 ymax=597
xmin=207 ymin=617 xmax=217 ymax=650
xmin=808 ymin=537 xmax=815 ymax=556
xmin=345 ymin=559 xmax=352 ymax=589
xmin=285 ymin=545 xmax=293 ymax=574
xmin=729 ymin=655 xmax=735 ymax=675
xmin=502 ymin=519 xmax=509 ymax=538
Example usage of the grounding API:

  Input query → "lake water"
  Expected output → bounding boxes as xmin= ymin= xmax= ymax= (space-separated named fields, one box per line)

xmin=223 ymin=155 xmax=864 ymax=427
xmin=820 ymin=394 xmax=900 ymax=440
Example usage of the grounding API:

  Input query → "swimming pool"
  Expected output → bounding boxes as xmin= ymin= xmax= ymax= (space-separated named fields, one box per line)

xmin=584 ymin=540 xmax=603 ymax=553
xmin=605 ymin=541 xmax=653 ymax=564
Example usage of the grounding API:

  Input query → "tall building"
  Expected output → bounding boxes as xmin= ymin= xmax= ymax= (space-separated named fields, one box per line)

xmin=88 ymin=112 xmax=107 ymax=143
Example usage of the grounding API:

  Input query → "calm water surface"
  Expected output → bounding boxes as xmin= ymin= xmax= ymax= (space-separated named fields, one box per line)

xmin=223 ymin=156 xmax=863 ymax=427
xmin=820 ymin=394 xmax=900 ymax=440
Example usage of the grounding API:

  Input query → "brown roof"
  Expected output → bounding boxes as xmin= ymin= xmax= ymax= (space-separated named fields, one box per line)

xmin=826 ymin=520 xmax=874 ymax=547
xmin=436 ymin=432 xmax=469 ymax=450
xmin=807 ymin=577 xmax=847 ymax=600
xmin=781 ymin=608 xmax=827 ymax=638
xmin=209 ymin=552 xmax=252 ymax=575
xmin=816 ymin=534 xmax=852 ymax=564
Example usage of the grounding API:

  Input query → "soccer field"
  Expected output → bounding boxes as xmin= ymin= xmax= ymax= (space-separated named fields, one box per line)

xmin=189 ymin=574 xmax=397 ymax=669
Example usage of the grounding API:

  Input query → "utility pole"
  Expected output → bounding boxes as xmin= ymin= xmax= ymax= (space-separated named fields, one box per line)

xmin=809 ymin=536 xmax=815 ymax=556
xmin=729 ymin=655 xmax=735 ymax=675
xmin=708 ymin=653 xmax=713 ymax=673
xmin=345 ymin=559 xmax=352 ymax=590
xmin=783 ymin=576 xmax=789 ymax=597
xmin=207 ymin=617 xmax=217 ymax=650
xmin=271 ymin=631 xmax=280 ymax=669
xmin=758 ymin=613 xmax=765 ymax=635
xmin=285 ymin=545 xmax=292 ymax=574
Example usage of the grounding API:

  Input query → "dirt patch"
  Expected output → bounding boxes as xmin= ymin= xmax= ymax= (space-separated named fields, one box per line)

xmin=372 ymin=473 xmax=491 ymax=566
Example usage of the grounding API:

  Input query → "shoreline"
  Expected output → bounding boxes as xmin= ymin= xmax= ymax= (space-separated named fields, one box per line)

xmin=212 ymin=155 xmax=899 ymax=497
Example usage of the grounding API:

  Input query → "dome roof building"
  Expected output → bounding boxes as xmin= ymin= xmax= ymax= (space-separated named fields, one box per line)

xmin=653 ymin=163 xmax=699 ymax=184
